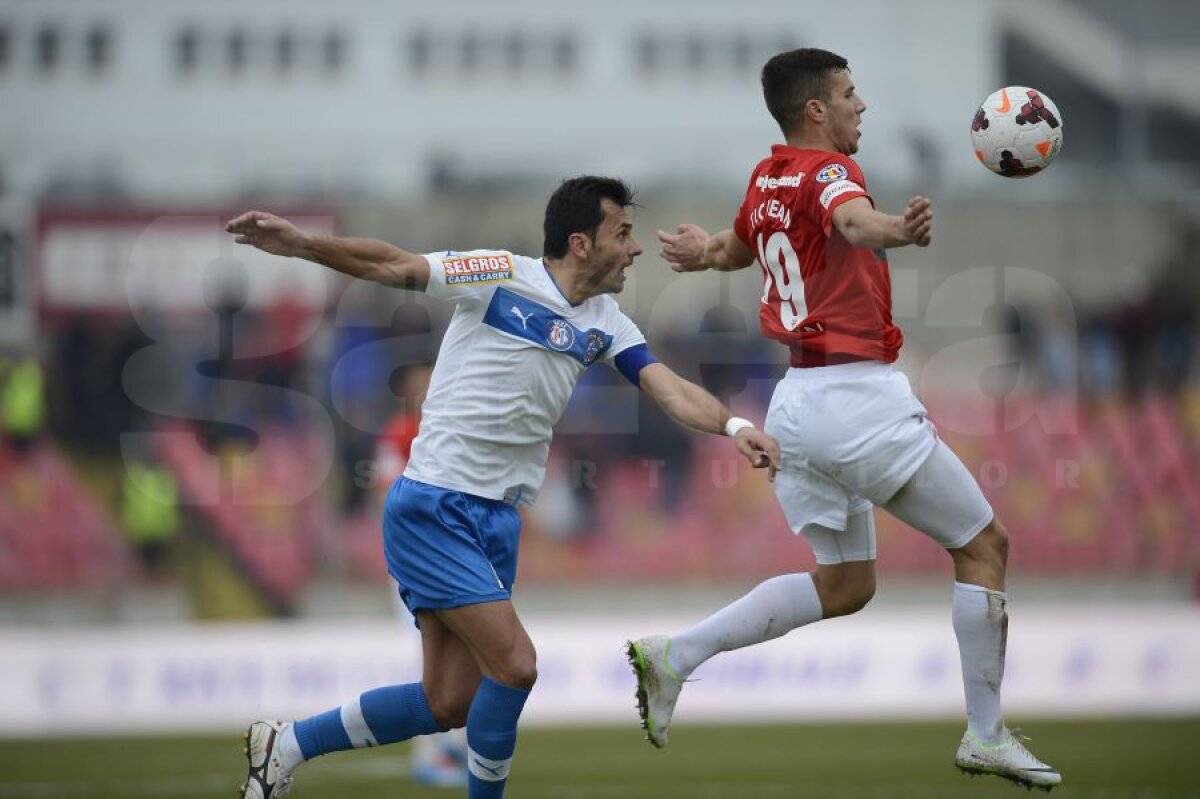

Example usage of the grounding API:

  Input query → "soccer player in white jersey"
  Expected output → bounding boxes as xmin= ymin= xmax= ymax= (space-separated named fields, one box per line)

xmin=626 ymin=49 xmax=1061 ymax=790
xmin=226 ymin=176 xmax=781 ymax=799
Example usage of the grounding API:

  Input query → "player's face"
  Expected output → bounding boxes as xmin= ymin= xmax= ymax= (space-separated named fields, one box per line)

xmin=825 ymin=71 xmax=867 ymax=155
xmin=586 ymin=199 xmax=642 ymax=294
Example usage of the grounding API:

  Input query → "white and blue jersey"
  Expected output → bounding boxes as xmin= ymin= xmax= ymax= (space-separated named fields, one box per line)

xmin=404 ymin=249 xmax=653 ymax=508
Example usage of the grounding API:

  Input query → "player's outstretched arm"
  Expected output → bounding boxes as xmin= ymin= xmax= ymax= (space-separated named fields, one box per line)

xmin=832 ymin=195 xmax=932 ymax=250
xmin=657 ymin=225 xmax=756 ymax=273
xmin=638 ymin=362 xmax=780 ymax=475
xmin=225 ymin=211 xmax=431 ymax=290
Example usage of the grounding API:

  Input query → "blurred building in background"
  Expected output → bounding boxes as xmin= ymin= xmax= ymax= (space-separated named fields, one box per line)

xmin=0 ymin=0 xmax=1198 ymax=621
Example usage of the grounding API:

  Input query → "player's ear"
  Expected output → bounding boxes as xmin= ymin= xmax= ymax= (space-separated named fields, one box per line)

xmin=567 ymin=231 xmax=592 ymax=260
xmin=805 ymin=98 xmax=825 ymax=125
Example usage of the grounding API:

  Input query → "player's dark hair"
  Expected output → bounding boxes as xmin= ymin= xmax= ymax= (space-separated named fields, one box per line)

xmin=543 ymin=176 xmax=636 ymax=259
xmin=761 ymin=48 xmax=849 ymax=136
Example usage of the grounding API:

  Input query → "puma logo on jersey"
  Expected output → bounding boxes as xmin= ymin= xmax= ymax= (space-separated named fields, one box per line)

xmin=511 ymin=306 xmax=533 ymax=329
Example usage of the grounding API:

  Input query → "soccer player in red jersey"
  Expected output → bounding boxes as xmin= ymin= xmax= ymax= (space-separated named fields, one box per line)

xmin=627 ymin=49 xmax=1061 ymax=790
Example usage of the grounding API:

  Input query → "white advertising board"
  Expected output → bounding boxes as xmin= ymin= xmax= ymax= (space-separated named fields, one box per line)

xmin=0 ymin=607 xmax=1197 ymax=735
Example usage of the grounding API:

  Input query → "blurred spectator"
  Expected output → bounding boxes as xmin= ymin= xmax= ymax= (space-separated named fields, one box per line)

xmin=1038 ymin=296 xmax=1079 ymax=393
xmin=108 ymin=318 xmax=155 ymax=440
xmin=550 ymin=366 xmax=630 ymax=533
xmin=1 ymin=350 xmax=46 ymax=454
xmin=329 ymin=297 xmax=441 ymax=513
xmin=1008 ymin=247 xmax=1198 ymax=400
xmin=697 ymin=302 xmax=757 ymax=400
xmin=49 ymin=315 xmax=154 ymax=454
xmin=627 ymin=392 xmax=694 ymax=513
xmin=328 ymin=312 xmax=398 ymax=513
xmin=1079 ymin=312 xmax=1122 ymax=397
xmin=193 ymin=280 xmax=259 ymax=452
xmin=1114 ymin=277 xmax=1155 ymax=398
xmin=370 ymin=359 xmax=470 ymax=787
xmin=374 ymin=362 xmax=433 ymax=492
xmin=49 ymin=316 xmax=94 ymax=447
xmin=247 ymin=291 xmax=312 ymax=425
xmin=1149 ymin=293 xmax=1195 ymax=394
xmin=0 ymin=228 xmax=15 ymax=310
xmin=526 ymin=449 xmax=587 ymax=542
xmin=120 ymin=454 xmax=182 ymax=581
xmin=1003 ymin=302 xmax=1037 ymax=375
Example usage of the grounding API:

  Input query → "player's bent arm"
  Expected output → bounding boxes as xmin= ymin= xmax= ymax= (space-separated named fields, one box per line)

xmin=638 ymin=362 xmax=729 ymax=435
xmin=704 ymin=229 xmax=757 ymax=272
xmin=832 ymin=196 xmax=924 ymax=250
xmin=637 ymin=362 xmax=781 ymax=471
xmin=299 ymin=235 xmax=431 ymax=290
xmin=659 ymin=224 xmax=755 ymax=273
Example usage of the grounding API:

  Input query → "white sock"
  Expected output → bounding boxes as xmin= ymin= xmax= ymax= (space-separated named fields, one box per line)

xmin=278 ymin=723 xmax=305 ymax=773
xmin=667 ymin=573 xmax=823 ymax=678
xmin=952 ymin=581 xmax=1007 ymax=742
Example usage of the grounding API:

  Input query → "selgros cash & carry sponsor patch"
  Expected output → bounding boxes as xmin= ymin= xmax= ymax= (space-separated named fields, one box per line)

xmin=443 ymin=253 xmax=515 ymax=285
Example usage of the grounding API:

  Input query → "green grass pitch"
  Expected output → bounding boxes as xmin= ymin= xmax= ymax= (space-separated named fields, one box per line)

xmin=0 ymin=718 xmax=1196 ymax=798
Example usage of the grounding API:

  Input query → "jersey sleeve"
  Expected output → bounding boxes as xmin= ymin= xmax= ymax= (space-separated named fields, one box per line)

xmin=602 ymin=305 xmax=647 ymax=362
xmin=731 ymin=167 xmax=762 ymax=248
xmin=422 ymin=249 xmax=519 ymax=305
xmin=812 ymin=156 xmax=872 ymax=237
xmin=601 ymin=304 xmax=658 ymax=386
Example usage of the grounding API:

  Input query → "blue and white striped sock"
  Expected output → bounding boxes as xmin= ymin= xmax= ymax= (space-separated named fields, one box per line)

xmin=285 ymin=683 xmax=445 ymax=770
xmin=465 ymin=676 xmax=530 ymax=798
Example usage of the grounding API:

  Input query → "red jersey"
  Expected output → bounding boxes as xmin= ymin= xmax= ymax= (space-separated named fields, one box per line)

xmin=376 ymin=412 xmax=420 ymax=479
xmin=732 ymin=145 xmax=902 ymax=367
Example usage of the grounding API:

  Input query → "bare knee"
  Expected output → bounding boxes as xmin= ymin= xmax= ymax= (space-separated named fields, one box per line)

xmin=822 ymin=582 xmax=876 ymax=618
xmin=951 ymin=518 xmax=1008 ymax=590
xmin=965 ymin=518 xmax=1008 ymax=567
xmin=486 ymin=645 xmax=538 ymax=692
xmin=812 ymin=565 xmax=876 ymax=618
xmin=987 ymin=519 xmax=1009 ymax=565
xmin=425 ymin=645 xmax=537 ymax=728
xmin=424 ymin=684 xmax=474 ymax=730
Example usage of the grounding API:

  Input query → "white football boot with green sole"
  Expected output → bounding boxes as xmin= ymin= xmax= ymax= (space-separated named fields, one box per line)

xmin=626 ymin=635 xmax=686 ymax=749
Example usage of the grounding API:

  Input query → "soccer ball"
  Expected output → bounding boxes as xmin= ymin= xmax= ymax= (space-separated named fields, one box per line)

xmin=970 ymin=86 xmax=1063 ymax=178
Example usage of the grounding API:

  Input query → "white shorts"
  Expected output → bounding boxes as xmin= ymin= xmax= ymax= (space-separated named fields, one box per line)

xmin=802 ymin=441 xmax=995 ymax=564
xmin=767 ymin=362 xmax=938 ymax=532
xmin=765 ymin=362 xmax=992 ymax=564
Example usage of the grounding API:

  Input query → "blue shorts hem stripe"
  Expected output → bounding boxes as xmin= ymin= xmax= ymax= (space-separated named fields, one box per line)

xmin=403 ymin=590 xmax=513 ymax=614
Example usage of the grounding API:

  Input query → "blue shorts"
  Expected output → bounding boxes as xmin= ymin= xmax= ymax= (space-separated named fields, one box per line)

xmin=383 ymin=476 xmax=521 ymax=618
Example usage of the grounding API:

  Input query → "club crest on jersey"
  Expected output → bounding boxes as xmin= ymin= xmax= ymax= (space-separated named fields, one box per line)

xmin=815 ymin=164 xmax=849 ymax=184
xmin=547 ymin=318 xmax=575 ymax=351
xmin=583 ymin=331 xmax=607 ymax=365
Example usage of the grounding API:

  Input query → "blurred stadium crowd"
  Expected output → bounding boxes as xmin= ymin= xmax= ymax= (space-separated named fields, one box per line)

xmin=1 ymin=0 xmax=1199 ymax=618
xmin=2 ymin=243 xmax=1198 ymax=615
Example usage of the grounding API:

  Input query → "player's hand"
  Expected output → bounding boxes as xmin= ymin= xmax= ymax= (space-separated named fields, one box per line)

xmin=657 ymin=224 xmax=710 ymax=272
xmin=225 ymin=211 xmax=308 ymax=258
xmin=902 ymin=196 xmax=932 ymax=247
xmin=734 ymin=428 xmax=781 ymax=481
